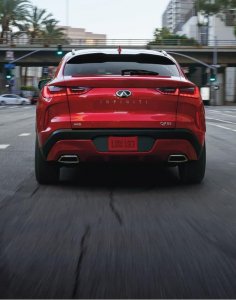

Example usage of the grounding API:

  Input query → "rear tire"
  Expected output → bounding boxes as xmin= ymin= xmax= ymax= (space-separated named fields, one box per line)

xmin=35 ymin=138 xmax=59 ymax=184
xmin=0 ymin=101 xmax=6 ymax=105
xmin=178 ymin=143 xmax=206 ymax=184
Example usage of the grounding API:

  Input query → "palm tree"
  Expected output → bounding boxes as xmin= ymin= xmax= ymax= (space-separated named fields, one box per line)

xmin=0 ymin=0 xmax=31 ymax=41
xmin=41 ymin=20 xmax=66 ymax=45
xmin=19 ymin=6 xmax=57 ymax=43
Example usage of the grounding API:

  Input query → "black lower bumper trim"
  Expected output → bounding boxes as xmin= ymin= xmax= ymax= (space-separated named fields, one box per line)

xmin=42 ymin=128 xmax=202 ymax=158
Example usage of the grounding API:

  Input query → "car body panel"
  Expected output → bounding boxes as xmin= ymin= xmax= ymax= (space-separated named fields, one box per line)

xmin=46 ymin=139 xmax=198 ymax=162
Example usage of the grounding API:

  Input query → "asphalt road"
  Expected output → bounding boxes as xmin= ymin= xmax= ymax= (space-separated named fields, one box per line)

xmin=0 ymin=104 xmax=236 ymax=298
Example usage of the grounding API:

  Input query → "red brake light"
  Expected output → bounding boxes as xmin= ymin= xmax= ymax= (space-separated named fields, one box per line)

xmin=42 ymin=86 xmax=66 ymax=102
xmin=179 ymin=87 xmax=199 ymax=98
xmin=67 ymin=87 xmax=91 ymax=95
xmin=156 ymin=87 xmax=178 ymax=95
xmin=156 ymin=86 xmax=200 ymax=98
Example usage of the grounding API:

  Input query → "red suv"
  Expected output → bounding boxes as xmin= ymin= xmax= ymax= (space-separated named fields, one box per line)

xmin=35 ymin=49 xmax=206 ymax=184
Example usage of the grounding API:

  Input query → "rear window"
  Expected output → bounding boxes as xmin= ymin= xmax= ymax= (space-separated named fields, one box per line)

xmin=64 ymin=53 xmax=180 ymax=77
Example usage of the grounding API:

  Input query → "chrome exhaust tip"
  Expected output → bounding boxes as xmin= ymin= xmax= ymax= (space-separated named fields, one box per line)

xmin=58 ymin=155 xmax=79 ymax=164
xmin=168 ymin=154 xmax=188 ymax=163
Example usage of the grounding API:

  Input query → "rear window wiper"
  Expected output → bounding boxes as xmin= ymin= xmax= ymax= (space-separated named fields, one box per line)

xmin=121 ymin=69 xmax=159 ymax=76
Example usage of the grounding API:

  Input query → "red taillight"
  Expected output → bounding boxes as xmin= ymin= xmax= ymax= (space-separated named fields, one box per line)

xmin=42 ymin=86 xmax=67 ymax=102
xmin=179 ymin=87 xmax=200 ymax=98
xmin=156 ymin=86 xmax=199 ymax=98
xmin=156 ymin=87 xmax=178 ymax=95
xmin=67 ymin=87 xmax=91 ymax=95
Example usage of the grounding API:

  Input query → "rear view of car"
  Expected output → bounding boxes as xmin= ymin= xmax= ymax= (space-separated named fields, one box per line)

xmin=35 ymin=49 xmax=206 ymax=184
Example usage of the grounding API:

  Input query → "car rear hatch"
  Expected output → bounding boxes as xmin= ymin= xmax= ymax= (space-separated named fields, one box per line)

xmin=54 ymin=53 xmax=193 ymax=129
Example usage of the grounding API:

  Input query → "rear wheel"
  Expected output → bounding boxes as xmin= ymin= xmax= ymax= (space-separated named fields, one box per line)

xmin=35 ymin=138 xmax=59 ymax=184
xmin=178 ymin=143 xmax=206 ymax=184
xmin=0 ymin=101 xmax=6 ymax=105
xmin=21 ymin=101 xmax=26 ymax=105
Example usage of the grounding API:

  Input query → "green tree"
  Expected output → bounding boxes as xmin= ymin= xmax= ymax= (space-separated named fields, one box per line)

xmin=0 ymin=0 xmax=31 ymax=41
xmin=41 ymin=20 xmax=66 ymax=45
xmin=196 ymin=0 xmax=236 ymax=15
xmin=150 ymin=27 xmax=198 ymax=46
xmin=18 ymin=6 xmax=57 ymax=42
xmin=196 ymin=0 xmax=236 ymax=37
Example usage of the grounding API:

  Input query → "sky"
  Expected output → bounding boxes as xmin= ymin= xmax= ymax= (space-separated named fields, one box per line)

xmin=30 ymin=0 xmax=169 ymax=39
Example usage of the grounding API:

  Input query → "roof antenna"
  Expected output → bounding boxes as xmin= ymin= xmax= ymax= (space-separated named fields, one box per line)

xmin=118 ymin=46 xmax=122 ymax=54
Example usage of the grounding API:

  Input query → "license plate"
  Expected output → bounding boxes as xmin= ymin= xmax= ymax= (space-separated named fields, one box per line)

xmin=108 ymin=136 xmax=138 ymax=152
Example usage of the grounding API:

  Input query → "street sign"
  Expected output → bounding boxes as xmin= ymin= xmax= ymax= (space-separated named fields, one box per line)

xmin=5 ymin=50 xmax=14 ymax=61
xmin=211 ymin=64 xmax=221 ymax=68
xmin=200 ymin=87 xmax=210 ymax=101
xmin=42 ymin=66 xmax=49 ymax=75
xmin=4 ymin=63 xmax=15 ymax=69
xmin=213 ymin=85 xmax=220 ymax=90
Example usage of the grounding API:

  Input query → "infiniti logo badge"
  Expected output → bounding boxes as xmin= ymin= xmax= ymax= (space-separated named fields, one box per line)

xmin=116 ymin=90 xmax=132 ymax=98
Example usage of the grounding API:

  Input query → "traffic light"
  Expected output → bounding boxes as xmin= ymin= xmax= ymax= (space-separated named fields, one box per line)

xmin=57 ymin=44 xmax=63 ymax=55
xmin=209 ymin=68 xmax=217 ymax=82
xmin=6 ymin=69 xmax=12 ymax=80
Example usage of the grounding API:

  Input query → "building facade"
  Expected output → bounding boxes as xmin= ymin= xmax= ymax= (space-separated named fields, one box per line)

xmin=162 ymin=0 xmax=195 ymax=33
xmin=162 ymin=0 xmax=236 ymax=103
xmin=60 ymin=26 xmax=106 ymax=45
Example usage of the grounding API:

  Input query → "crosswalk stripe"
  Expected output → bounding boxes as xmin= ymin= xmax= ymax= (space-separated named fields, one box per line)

xmin=18 ymin=133 xmax=31 ymax=137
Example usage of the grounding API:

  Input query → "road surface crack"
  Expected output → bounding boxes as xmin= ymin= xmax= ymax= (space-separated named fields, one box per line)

xmin=30 ymin=186 xmax=40 ymax=197
xmin=109 ymin=190 xmax=123 ymax=225
xmin=72 ymin=225 xmax=91 ymax=298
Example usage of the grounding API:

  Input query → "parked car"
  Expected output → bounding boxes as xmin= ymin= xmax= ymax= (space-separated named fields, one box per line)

xmin=35 ymin=49 xmax=206 ymax=184
xmin=30 ymin=95 xmax=39 ymax=105
xmin=0 ymin=94 xmax=30 ymax=105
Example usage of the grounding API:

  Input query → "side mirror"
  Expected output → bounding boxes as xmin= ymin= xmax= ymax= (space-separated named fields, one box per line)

xmin=38 ymin=78 xmax=51 ymax=90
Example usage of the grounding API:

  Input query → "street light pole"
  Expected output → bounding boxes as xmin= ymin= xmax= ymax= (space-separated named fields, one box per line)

xmin=11 ymin=49 xmax=41 ymax=64
xmin=212 ymin=35 xmax=218 ymax=105
xmin=66 ymin=0 xmax=69 ymax=27
xmin=66 ymin=0 xmax=69 ymax=37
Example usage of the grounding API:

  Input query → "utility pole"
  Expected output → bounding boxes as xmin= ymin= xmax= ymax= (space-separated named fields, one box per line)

xmin=66 ymin=0 xmax=69 ymax=37
xmin=66 ymin=0 xmax=69 ymax=27
xmin=211 ymin=35 xmax=218 ymax=105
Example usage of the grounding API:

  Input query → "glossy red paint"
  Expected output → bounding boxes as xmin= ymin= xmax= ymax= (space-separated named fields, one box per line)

xmin=47 ymin=139 xmax=197 ymax=162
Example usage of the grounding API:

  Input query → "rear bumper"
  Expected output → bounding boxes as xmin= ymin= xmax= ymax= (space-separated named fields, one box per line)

xmin=40 ymin=129 xmax=203 ymax=162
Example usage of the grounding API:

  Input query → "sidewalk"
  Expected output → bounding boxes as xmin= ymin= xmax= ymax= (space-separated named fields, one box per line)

xmin=224 ymin=101 xmax=236 ymax=106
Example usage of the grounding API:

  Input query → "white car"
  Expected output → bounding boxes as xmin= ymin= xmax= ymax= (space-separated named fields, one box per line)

xmin=0 ymin=94 xmax=30 ymax=105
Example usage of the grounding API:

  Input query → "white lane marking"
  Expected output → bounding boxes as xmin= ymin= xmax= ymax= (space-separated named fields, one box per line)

xmin=218 ymin=113 xmax=236 ymax=118
xmin=207 ymin=122 xmax=236 ymax=132
xmin=0 ymin=144 xmax=10 ymax=149
xmin=225 ymin=110 xmax=236 ymax=113
xmin=18 ymin=133 xmax=31 ymax=137
xmin=208 ymin=110 xmax=218 ymax=113
xmin=207 ymin=110 xmax=236 ymax=118
xmin=206 ymin=117 xmax=236 ymax=125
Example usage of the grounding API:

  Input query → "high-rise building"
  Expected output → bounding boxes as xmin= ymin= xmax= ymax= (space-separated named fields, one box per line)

xmin=162 ymin=0 xmax=195 ymax=33
xmin=162 ymin=0 xmax=236 ymax=103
